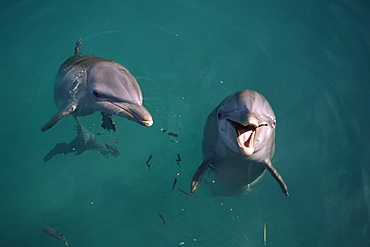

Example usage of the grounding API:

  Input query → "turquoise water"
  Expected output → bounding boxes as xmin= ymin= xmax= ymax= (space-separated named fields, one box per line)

xmin=1 ymin=0 xmax=369 ymax=246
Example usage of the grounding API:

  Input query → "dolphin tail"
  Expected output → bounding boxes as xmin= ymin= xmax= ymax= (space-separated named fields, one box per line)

xmin=41 ymin=103 xmax=77 ymax=131
xmin=264 ymin=159 xmax=289 ymax=196
xmin=190 ymin=159 xmax=212 ymax=193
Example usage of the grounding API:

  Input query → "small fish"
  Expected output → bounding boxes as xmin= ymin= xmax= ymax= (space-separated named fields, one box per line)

xmin=146 ymin=155 xmax=152 ymax=171
xmin=242 ymin=231 xmax=248 ymax=240
xmin=178 ymin=188 xmax=198 ymax=198
xmin=168 ymin=132 xmax=178 ymax=137
xmin=264 ymin=222 xmax=267 ymax=246
xmin=158 ymin=211 xmax=167 ymax=226
xmin=42 ymin=228 xmax=69 ymax=247
xmin=176 ymin=154 xmax=181 ymax=168
xmin=160 ymin=128 xmax=167 ymax=133
xmin=170 ymin=177 xmax=178 ymax=192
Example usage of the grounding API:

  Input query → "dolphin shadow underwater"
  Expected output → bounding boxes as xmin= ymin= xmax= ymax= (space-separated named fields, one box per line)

xmin=43 ymin=120 xmax=120 ymax=162
xmin=42 ymin=38 xmax=153 ymax=161
xmin=190 ymin=90 xmax=289 ymax=197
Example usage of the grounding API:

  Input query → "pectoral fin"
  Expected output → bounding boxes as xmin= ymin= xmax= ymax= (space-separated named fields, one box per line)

xmin=41 ymin=103 xmax=77 ymax=131
xmin=190 ymin=159 xmax=212 ymax=193
xmin=264 ymin=159 xmax=289 ymax=196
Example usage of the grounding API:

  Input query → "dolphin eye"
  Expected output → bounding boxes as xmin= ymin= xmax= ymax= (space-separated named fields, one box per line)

xmin=217 ymin=112 xmax=222 ymax=119
xmin=92 ymin=90 xmax=100 ymax=97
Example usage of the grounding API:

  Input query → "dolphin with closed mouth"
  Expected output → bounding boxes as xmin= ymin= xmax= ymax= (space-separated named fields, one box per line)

xmin=41 ymin=38 xmax=153 ymax=132
xmin=190 ymin=90 xmax=288 ymax=196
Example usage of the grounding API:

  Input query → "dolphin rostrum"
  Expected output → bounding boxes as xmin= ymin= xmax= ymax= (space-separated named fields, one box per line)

xmin=190 ymin=90 xmax=288 ymax=196
xmin=41 ymin=38 xmax=153 ymax=132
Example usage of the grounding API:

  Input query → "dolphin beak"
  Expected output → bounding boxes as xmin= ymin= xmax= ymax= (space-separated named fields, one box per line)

xmin=111 ymin=102 xmax=153 ymax=127
xmin=228 ymin=113 xmax=259 ymax=156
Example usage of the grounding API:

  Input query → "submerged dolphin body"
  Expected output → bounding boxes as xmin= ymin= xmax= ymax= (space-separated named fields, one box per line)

xmin=43 ymin=123 xmax=119 ymax=162
xmin=41 ymin=38 xmax=153 ymax=132
xmin=191 ymin=90 xmax=288 ymax=196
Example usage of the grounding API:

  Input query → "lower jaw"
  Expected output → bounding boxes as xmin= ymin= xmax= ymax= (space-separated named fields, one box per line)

xmin=240 ymin=147 xmax=255 ymax=156
xmin=237 ymin=131 xmax=255 ymax=156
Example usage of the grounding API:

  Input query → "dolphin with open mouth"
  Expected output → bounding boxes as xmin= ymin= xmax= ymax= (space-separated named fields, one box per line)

xmin=190 ymin=90 xmax=288 ymax=196
xmin=41 ymin=38 xmax=153 ymax=132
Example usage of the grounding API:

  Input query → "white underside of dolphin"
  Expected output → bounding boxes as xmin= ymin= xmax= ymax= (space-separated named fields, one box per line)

xmin=41 ymin=38 xmax=153 ymax=132
xmin=191 ymin=90 xmax=288 ymax=197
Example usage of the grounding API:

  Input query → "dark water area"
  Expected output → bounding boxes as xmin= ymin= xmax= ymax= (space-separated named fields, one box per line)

xmin=0 ymin=0 xmax=369 ymax=246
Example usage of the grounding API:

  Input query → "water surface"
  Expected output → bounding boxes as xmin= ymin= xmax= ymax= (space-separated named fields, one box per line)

xmin=0 ymin=0 xmax=369 ymax=246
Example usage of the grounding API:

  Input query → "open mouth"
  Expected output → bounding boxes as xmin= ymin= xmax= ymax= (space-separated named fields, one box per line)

xmin=228 ymin=120 xmax=257 ymax=156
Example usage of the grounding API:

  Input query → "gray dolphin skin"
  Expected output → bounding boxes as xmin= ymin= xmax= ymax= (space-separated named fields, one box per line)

xmin=41 ymin=38 xmax=153 ymax=131
xmin=190 ymin=90 xmax=288 ymax=196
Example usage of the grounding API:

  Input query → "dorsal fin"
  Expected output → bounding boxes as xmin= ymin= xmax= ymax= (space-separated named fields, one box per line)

xmin=74 ymin=38 xmax=83 ymax=55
